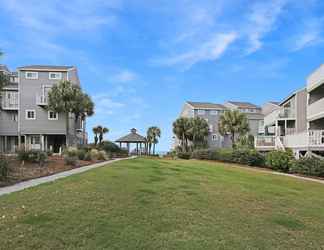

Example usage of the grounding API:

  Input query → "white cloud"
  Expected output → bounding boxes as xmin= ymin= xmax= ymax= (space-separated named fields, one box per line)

xmin=112 ymin=70 xmax=137 ymax=83
xmin=292 ymin=18 xmax=323 ymax=51
xmin=153 ymin=32 xmax=237 ymax=69
xmin=93 ymin=94 xmax=125 ymax=115
xmin=245 ymin=0 xmax=287 ymax=54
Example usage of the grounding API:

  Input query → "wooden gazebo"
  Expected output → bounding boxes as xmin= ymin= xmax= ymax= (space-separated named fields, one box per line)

xmin=116 ymin=128 xmax=147 ymax=155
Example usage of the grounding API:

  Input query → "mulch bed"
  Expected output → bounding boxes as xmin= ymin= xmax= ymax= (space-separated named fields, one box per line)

xmin=0 ymin=156 xmax=104 ymax=188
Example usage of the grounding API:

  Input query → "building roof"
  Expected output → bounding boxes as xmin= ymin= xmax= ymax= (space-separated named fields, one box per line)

xmin=227 ymin=101 xmax=260 ymax=109
xmin=268 ymin=101 xmax=280 ymax=106
xmin=116 ymin=128 xmax=147 ymax=143
xmin=0 ymin=64 xmax=9 ymax=72
xmin=279 ymin=87 xmax=306 ymax=106
xmin=187 ymin=101 xmax=226 ymax=110
xmin=17 ymin=65 xmax=74 ymax=71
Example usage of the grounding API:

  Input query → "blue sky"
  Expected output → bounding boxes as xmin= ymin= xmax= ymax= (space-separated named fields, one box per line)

xmin=0 ymin=0 xmax=324 ymax=151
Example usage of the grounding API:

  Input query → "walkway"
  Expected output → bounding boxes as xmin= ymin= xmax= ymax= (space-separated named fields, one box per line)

xmin=0 ymin=157 xmax=136 ymax=197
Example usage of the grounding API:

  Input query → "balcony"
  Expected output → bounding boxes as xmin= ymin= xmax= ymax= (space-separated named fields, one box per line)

xmin=308 ymin=97 xmax=324 ymax=121
xmin=36 ymin=94 xmax=48 ymax=106
xmin=309 ymin=130 xmax=324 ymax=146
xmin=1 ymin=99 xmax=18 ymax=110
xmin=255 ymin=136 xmax=275 ymax=149
xmin=278 ymin=108 xmax=295 ymax=119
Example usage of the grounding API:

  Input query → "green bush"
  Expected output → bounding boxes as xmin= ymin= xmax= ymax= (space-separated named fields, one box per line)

xmin=84 ymin=152 xmax=92 ymax=161
xmin=99 ymin=141 xmax=121 ymax=153
xmin=265 ymin=150 xmax=293 ymax=172
xmin=77 ymin=149 xmax=86 ymax=160
xmin=64 ymin=147 xmax=78 ymax=157
xmin=0 ymin=156 xmax=9 ymax=181
xmin=64 ymin=156 xmax=78 ymax=166
xmin=291 ymin=157 xmax=324 ymax=177
xmin=177 ymin=152 xmax=191 ymax=160
xmin=16 ymin=149 xmax=47 ymax=165
xmin=231 ymin=148 xmax=265 ymax=167
xmin=213 ymin=148 xmax=234 ymax=162
xmin=191 ymin=149 xmax=213 ymax=160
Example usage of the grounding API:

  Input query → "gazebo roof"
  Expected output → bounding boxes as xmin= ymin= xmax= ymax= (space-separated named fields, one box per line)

xmin=116 ymin=128 xmax=147 ymax=143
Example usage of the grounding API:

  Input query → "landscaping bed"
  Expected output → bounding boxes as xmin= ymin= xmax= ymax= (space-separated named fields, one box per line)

xmin=0 ymin=155 xmax=104 ymax=187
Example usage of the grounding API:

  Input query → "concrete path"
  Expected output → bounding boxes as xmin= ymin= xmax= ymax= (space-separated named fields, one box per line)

xmin=0 ymin=157 xmax=136 ymax=197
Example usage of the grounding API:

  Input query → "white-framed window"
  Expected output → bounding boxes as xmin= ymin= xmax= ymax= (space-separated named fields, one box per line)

xmin=25 ymin=110 xmax=36 ymax=120
xmin=25 ymin=72 xmax=38 ymax=79
xmin=210 ymin=110 xmax=219 ymax=115
xmin=30 ymin=135 xmax=40 ymax=145
xmin=209 ymin=124 xmax=213 ymax=131
xmin=49 ymin=72 xmax=62 ymax=80
xmin=212 ymin=134 xmax=218 ymax=141
xmin=197 ymin=109 xmax=206 ymax=115
xmin=48 ymin=111 xmax=58 ymax=120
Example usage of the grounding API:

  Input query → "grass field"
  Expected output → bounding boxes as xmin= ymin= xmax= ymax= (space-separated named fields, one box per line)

xmin=1 ymin=157 xmax=324 ymax=249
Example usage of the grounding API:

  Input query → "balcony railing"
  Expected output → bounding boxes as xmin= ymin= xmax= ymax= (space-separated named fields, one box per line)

xmin=1 ymin=98 xmax=18 ymax=110
xmin=279 ymin=108 xmax=295 ymax=119
xmin=255 ymin=136 xmax=275 ymax=148
xmin=309 ymin=130 xmax=324 ymax=146
xmin=36 ymin=94 xmax=48 ymax=106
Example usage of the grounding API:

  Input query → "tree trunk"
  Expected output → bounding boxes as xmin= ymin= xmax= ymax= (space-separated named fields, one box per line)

xmin=82 ymin=117 xmax=86 ymax=145
xmin=231 ymin=131 xmax=235 ymax=148
xmin=65 ymin=113 xmax=70 ymax=147
xmin=153 ymin=143 xmax=156 ymax=155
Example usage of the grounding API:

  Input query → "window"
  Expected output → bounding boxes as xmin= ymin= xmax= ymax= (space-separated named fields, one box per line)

xmin=197 ymin=109 xmax=206 ymax=115
xmin=25 ymin=110 xmax=36 ymax=120
xmin=210 ymin=110 xmax=219 ymax=115
xmin=25 ymin=72 xmax=38 ymax=79
xmin=49 ymin=72 xmax=62 ymax=80
xmin=30 ymin=135 xmax=40 ymax=145
xmin=10 ymin=113 xmax=18 ymax=122
xmin=48 ymin=111 xmax=58 ymax=120
xmin=209 ymin=124 xmax=213 ymax=131
xmin=212 ymin=134 xmax=218 ymax=141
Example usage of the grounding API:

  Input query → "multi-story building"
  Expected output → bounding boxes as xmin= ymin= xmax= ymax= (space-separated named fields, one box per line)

xmin=256 ymin=64 xmax=324 ymax=158
xmin=176 ymin=101 xmax=263 ymax=149
xmin=0 ymin=64 xmax=86 ymax=153
xmin=224 ymin=101 xmax=264 ymax=137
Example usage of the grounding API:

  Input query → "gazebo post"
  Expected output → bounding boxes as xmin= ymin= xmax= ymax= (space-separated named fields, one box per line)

xmin=127 ymin=142 xmax=130 ymax=155
xmin=140 ymin=143 xmax=142 ymax=155
xmin=119 ymin=142 xmax=122 ymax=148
xmin=136 ymin=143 xmax=139 ymax=155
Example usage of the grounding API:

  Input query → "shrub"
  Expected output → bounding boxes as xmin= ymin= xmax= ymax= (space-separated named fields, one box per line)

xmin=265 ymin=150 xmax=293 ymax=172
xmin=231 ymin=148 xmax=265 ymax=167
xmin=191 ymin=149 xmax=213 ymax=160
xmin=290 ymin=157 xmax=324 ymax=177
xmin=177 ymin=152 xmax=191 ymax=160
xmin=90 ymin=149 xmax=100 ymax=161
xmin=213 ymin=148 xmax=234 ymax=162
xmin=16 ymin=149 xmax=47 ymax=166
xmin=99 ymin=141 xmax=121 ymax=153
xmin=64 ymin=156 xmax=78 ymax=166
xmin=98 ymin=150 xmax=109 ymax=161
xmin=84 ymin=152 xmax=92 ymax=161
xmin=64 ymin=147 xmax=78 ymax=157
xmin=77 ymin=149 xmax=86 ymax=160
xmin=0 ymin=156 xmax=9 ymax=181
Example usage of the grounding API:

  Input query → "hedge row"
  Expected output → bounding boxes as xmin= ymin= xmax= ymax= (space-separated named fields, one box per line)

xmin=181 ymin=148 xmax=324 ymax=177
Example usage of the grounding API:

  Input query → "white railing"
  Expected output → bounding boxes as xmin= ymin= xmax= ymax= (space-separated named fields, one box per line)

xmin=285 ymin=128 xmax=296 ymax=135
xmin=309 ymin=130 xmax=324 ymax=146
xmin=36 ymin=94 xmax=48 ymax=105
xmin=255 ymin=136 xmax=276 ymax=148
xmin=1 ymin=98 xmax=18 ymax=110
xmin=284 ymin=132 xmax=308 ymax=148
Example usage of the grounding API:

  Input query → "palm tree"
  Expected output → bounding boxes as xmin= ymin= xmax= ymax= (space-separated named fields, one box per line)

xmin=93 ymin=126 xmax=100 ymax=146
xmin=147 ymin=127 xmax=161 ymax=155
xmin=172 ymin=117 xmax=192 ymax=152
xmin=146 ymin=128 xmax=153 ymax=155
xmin=99 ymin=127 xmax=109 ymax=144
xmin=218 ymin=110 xmax=250 ymax=148
xmin=47 ymin=80 xmax=83 ymax=146
xmin=190 ymin=117 xmax=209 ymax=149
xmin=72 ymin=92 xmax=94 ymax=144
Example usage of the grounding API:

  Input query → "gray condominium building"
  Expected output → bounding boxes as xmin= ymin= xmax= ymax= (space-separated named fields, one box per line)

xmin=177 ymin=101 xmax=264 ymax=149
xmin=0 ymin=64 xmax=86 ymax=153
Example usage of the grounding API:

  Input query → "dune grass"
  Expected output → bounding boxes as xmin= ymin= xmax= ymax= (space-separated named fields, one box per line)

xmin=1 ymin=157 xmax=324 ymax=249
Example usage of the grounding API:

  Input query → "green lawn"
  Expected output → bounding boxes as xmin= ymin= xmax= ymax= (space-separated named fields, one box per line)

xmin=1 ymin=158 xmax=324 ymax=249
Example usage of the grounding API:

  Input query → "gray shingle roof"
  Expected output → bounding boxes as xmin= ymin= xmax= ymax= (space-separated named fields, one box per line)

xmin=187 ymin=101 xmax=226 ymax=110
xmin=116 ymin=129 xmax=147 ymax=143
xmin=269 ymin=101 xmax=280 ymax=106
xmin=227 ymin=101 xmax=260 ymax=109
xmin=17 ymin=65 xmax=74 ymax=70
xmin=0 ymin=64 xmax=9 ymax=72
